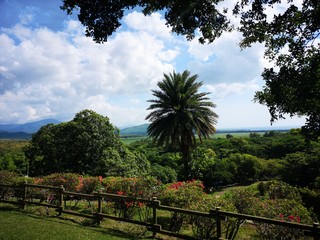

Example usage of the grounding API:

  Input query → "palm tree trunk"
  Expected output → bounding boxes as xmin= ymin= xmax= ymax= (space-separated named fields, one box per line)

xmin=181 ymin=143 xmax=191 ymax=180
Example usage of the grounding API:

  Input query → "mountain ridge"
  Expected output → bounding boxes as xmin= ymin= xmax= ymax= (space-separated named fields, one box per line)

xmin=0 ymin=119 xmax=296 ymax=140
xmin=0 ymin=119 xmax=61 ymax=134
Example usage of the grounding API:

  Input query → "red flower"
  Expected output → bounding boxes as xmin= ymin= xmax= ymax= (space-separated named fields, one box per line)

xmin=117 ymin=191 xmax=124 ymax=195
xmin=288 ymin=215 xmax=295 ymax=221
xmin=125 ymin=202 xmax=133 ymax=208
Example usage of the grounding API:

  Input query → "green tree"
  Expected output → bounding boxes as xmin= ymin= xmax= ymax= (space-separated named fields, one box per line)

xmin=229 ymin=153 xmax=263 ymax=184
xmin=281 ymin=151 xmax=320 ymax=187
xmin=146 ymin=70 xmax=218 ymax=179
xmin=25 ymin=109 xmax=150 ymax=177
xmin=61 ymin=0 xmax=320 ymax=139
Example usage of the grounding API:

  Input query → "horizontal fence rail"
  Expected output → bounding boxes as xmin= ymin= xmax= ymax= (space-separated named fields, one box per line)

xmin=0 ymin=183 xmax=319 ymax=240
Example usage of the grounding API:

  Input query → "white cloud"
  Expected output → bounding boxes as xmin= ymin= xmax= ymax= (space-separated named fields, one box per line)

xmin=0 ymin=13 xmax=177 ymax=125
xmin=188 ymin=39 xmax=216 ymax=61
xmin=186 ymin=31 xmax=265 ymax=89
xmin=123 ymin=11 xmax=172 ymax=40
xmin=205 ymin=80 xmax=260 ymax=98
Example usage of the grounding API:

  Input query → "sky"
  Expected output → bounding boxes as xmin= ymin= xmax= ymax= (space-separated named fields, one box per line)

xmin=0 ymin=0 xmax=307 ymax=129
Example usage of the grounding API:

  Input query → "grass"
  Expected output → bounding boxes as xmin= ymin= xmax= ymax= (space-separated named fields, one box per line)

xmin=0 ymin=205 xmax=154 ymax=240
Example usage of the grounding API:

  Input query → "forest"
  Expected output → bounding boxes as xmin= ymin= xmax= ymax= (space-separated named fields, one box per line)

xmin=1 ymin=110 xmax=319 ymax=192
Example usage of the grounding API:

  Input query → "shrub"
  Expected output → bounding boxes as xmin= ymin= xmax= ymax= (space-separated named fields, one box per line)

xmin=223 ymin=188 xmax=259 ymax=215
xmin=266 ymin=181 xmax=302 ymax=202
xmin=0 ymin=170 xmax=21 ymax=184
xmin=102 ymin=176 xmax=160 ymax=220
xmin=190 ymin=196 xmax=240 ymax=240
xmin=102 ymin=176 xmax=160 ymax=198
xmin=254 ymin=199 xmax=313 ymax=239
xmin=77 ymin=176 xmax=103 ymax=194
xmin=159 ymin=180 xmax=205 ymax=208
xmin=158 ymin=180 xmax=206 ymax=233
xmin=298 ymin=187 xmax=320 ymax=221
xmin=224 ymin=184 xmax=314 ymax=239
xmin=42 ymin=173 xmax=80 ymax=192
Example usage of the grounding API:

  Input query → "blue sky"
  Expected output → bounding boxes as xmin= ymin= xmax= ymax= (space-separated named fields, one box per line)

xmin=0 ymin=0 xmax=306 ymax=129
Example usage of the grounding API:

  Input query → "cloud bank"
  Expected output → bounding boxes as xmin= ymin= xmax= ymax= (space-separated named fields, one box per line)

xmin=0 ymin=6 xmax=306 ymax=128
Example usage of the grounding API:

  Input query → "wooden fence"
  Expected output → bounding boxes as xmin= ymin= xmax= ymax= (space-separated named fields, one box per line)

xmin=0 ymin=182 xmax=319 ymax=240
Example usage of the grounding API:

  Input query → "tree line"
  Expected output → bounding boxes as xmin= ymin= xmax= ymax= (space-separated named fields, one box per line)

xmin=1 ymin=111 xmax=319 ymax=191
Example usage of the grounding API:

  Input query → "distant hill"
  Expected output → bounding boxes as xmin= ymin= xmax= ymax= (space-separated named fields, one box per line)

xmin=0 ymin=131 xmax=32 ymax=139
xmin=0 ymin=119 xmax=60 ymax=137
xmin=0 ymin=119 xmax=294 ymax=140
xmin=120 ymin=124 xmax=149 ymax=136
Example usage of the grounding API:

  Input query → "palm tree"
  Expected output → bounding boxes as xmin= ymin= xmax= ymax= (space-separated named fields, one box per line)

xmin=146 ymin=70 xmax=218 ymax=179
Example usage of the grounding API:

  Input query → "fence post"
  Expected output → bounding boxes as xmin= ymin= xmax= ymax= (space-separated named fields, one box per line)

xmin=21 ymin=181 xmax=27 ymax=210
xmin=216 ymin=207 xmax=222 ymax=239
xmin=95 ymin=190 xmax=103 ymax=225
xmin=151 ymin=197 xmax=160 ymax=238
xmin=313 ymin=222 xmax=319 ymax=240
xmin=57 ymin=185 xmax=64 ymax=216
xmin=97 ymin=190 xmax=102 ymax=214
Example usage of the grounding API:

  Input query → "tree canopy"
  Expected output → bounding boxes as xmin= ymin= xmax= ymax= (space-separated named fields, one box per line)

xmin=25 ymin=109 xmax=150 ymax=177
xmin=61 ymin=0 xmax=320 ymax=139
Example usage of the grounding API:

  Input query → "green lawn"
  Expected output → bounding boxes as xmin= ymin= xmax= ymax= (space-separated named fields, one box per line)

xmin=0 ymin=205 xmax=150 ymax=240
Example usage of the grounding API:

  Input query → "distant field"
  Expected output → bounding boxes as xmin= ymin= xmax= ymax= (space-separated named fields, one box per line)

xmin=120 ymin=135 xmax=148 ymax=144
xmin=212 ymin=132 xmax=256 ymax=138
xmin=120 ymin=131 xmax=268 ymax=144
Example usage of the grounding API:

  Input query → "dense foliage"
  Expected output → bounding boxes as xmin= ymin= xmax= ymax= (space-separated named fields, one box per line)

xmin=127 ymin=129 xmax=320 ymax=190
xmin=1 ymin=126 xmax=319 ymax=192
xmin=24 ymin=110 xmax=150 ymax=177
xmin=60 ymin=0 xmax=320 ymax=138
xmin=0 ymin=141 xmax=28 ymax=175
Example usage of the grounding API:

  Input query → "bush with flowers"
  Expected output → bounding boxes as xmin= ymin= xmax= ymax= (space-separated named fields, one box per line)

xmin=157 ymin=180 xmax=206 ymax=233
xmin=159 ymin=180 xmax=205 ymax=208
xmin=101 ymin=176 xmax=160 ymax=220
xmin=42 ymin=173 xmax=80 ymax=192
xmin=77 ymin=176 xmax=103 ymax=194
xmin=32 ymin=173 xmax=81 ymax=205
xmin=190 ymin=195 xmax=240 ymax=240
xmin=224 ymin=182 xmax=314 ymax=239
xmin=254 ymin=199 xmax=313 ymax=239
